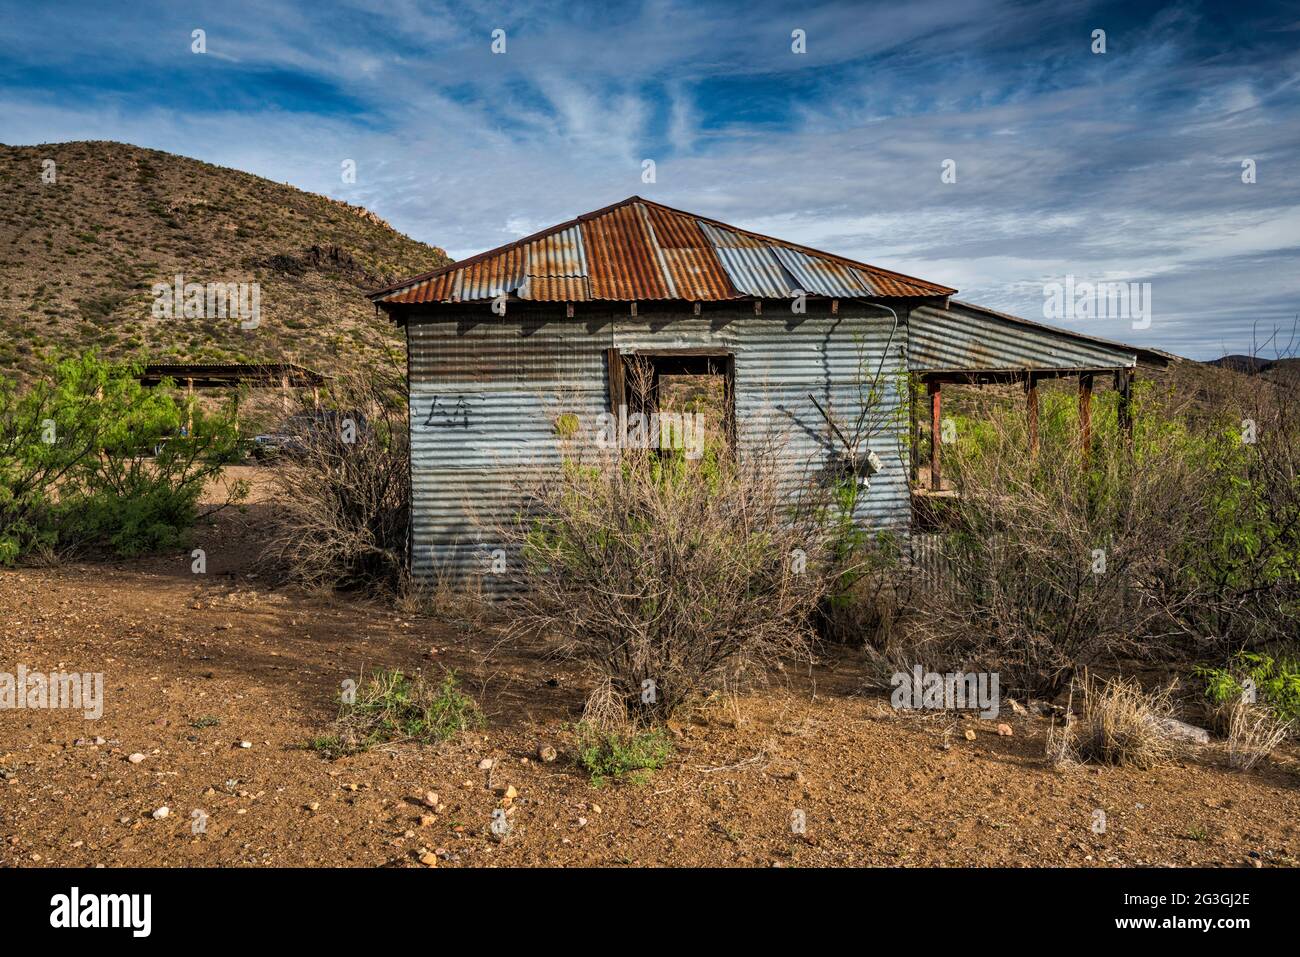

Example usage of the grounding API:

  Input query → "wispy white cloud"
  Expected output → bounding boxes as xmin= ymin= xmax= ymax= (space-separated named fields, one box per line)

xmin=1 ymin=0 xmax=1297 ymax=358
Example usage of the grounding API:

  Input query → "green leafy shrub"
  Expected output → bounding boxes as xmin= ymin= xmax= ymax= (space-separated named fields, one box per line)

xmin=574 ymin=722 xmax=674 ymax=787
xmin=0 ymin=352 xmax=245 ymax=562
xmin=1196 ymin=652 xmax=1300 ymax=727
xmin=311 ymin=669 xmax=483 ymax=759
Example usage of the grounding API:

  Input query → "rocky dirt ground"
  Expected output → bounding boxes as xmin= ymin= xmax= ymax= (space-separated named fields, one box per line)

xmin=1 ymin=469 xmax=1298 ymax=868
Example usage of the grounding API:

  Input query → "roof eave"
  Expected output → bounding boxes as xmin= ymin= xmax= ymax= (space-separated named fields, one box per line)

xmin=946 ymin=299 xmax=1176 ymax=367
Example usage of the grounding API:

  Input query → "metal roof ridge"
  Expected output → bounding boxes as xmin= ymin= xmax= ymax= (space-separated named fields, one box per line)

xmin=370 ymin=195 xmax=957 ymax=302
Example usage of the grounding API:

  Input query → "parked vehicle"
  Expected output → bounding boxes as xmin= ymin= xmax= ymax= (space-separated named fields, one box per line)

xmin=251 ymin=410 xmax=368 ymax=459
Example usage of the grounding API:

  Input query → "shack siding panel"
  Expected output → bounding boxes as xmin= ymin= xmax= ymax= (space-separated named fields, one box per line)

xmin=908 ymin=301 xmax=1137 ymax=371
xmin=408 ymin=318 xmax=608 ymax=581
xmin=407 ymin=310 xmax=910 ymax=582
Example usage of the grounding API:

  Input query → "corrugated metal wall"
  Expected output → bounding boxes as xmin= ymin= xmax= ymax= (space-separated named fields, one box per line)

xmin=909 ymin=301 xmax=1136 ymax=371
xmin=407 ymin=308 xmax=910 ymax=582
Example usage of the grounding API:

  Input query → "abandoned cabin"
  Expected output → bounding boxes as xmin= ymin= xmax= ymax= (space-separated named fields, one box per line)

xmin=368 ymin=196 xmax=1168 ymax=581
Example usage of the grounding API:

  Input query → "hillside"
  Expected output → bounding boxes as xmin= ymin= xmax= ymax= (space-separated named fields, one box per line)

xmin=0 ymin=141 xmax=449 ymax=377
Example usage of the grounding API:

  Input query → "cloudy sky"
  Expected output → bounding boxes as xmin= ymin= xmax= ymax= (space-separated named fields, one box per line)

xmin=2 ymin=0 xmax=1297 ymax=359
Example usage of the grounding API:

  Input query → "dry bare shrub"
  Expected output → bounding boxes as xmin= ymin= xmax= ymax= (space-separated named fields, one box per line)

xmin=821 ymin=538 xmax=915 ymax=641
xmin=1050 ymin=674 xmax=1179 ymax=769
xmin=397 ymin=561 xmax=488 ymax=628
xmin=490 ymin=425 xmax=840 ymax=720
xmin=267 ymin=369 xmax=409 ymax=590
xmin=1225 ymin=699 xmax=1292 ymax=771
xmin=821 ymin=540 xmax=922 ymax=689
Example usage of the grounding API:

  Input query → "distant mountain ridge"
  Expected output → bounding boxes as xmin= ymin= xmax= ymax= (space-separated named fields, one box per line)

xmin=0 ymin=141 xmax=450 ymax=377
xmin=1208 ymin=354 xmax=1300 ymax=377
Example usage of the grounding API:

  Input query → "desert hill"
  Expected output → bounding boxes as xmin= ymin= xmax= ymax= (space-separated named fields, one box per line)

xmin=0 ymin=141 xmax=449 ymax=378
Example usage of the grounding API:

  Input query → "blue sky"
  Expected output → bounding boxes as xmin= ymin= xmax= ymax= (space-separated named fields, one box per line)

xmin=2 ymin=0 xmax=1298 ymax=359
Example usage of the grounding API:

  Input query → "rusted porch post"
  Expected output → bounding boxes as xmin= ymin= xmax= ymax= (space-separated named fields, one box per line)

xmin=1025 ymin=371 xmax=1039 ymax=458
xmin=1078 ymin=372 xmax=1093 ymax=462
xmin=928 ymin=378 xmax=942 ymax=491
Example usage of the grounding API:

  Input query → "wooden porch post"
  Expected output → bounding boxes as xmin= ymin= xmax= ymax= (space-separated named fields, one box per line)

xmin=1116 ymin=368 xmax=1134 ymax=442
xmin=1078 ymin=372 xmax=1093 ymax=462
xmin=928 ymin=379 xmax=942 ymax=491
xmin=185 ymin=377 xmax=194 ymax=435
xmin=1025 ymin=371 xmax=1039 ymax=458
xmin=908 ymin=375 xmax=919 ymax=483
xmin=605 ymin=347 xmax=625 ymax=414
xmin=281 ymin=373 xmax=290 ymax=414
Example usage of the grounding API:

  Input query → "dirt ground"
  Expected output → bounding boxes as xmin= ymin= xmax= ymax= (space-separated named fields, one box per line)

xmin=1 ymin=467 xmax=1298 ymax=868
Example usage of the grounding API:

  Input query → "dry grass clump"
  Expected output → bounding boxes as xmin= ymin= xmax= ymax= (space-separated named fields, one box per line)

xmin=1046 ymin=675 xmax=1179 ymax=769
xmin=1225 ymin=699 xmax=1292 ymax=771
xmin=397 ymin=565 xmax=488 ymax=629
xmin=581 ymin=678 xmax=632 ymax=734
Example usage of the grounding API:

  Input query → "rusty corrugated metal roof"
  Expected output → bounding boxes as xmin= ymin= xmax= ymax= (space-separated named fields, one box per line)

xmin=770 ymin=246 xmax=876 ymax=297
xmin=580 ymin=202 xmax=674 ymax=300
xmin=525 ymin=226 xmax=586 ymax=278
xmin=521 ymin=275 xmax=591 ymax=301
xmin=520 ymin=225 xmax=589 ymax=301
xmin=908 ymin=300 xmax=1140 ymax=372
xmin=698 ymin=221 xmax=798 ymax=297
xmin=370 ymin=196 xmax=956 ymax=305
xmin=642 ymin=203 xmax=739 ymax=301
